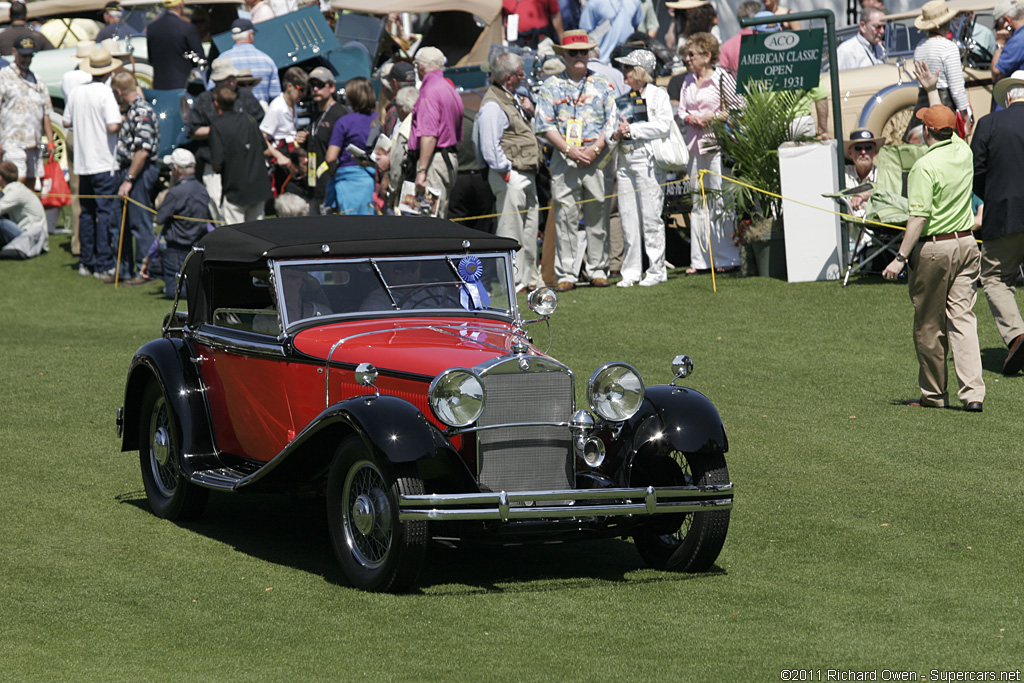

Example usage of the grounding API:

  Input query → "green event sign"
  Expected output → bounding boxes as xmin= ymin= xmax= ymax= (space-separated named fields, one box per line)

xmin=735 ymin=29 xmax=824 ymax=93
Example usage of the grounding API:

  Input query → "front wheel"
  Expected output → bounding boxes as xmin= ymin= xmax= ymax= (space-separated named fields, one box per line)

xmin=326 ymin=436 xmax=427 ymax=592
xmin=138 ymin=382 xmax=208 ymax=520
xmin=631 ymin=444 xmax=730 ymax=572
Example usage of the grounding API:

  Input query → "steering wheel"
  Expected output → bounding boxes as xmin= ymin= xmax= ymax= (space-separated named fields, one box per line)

xmin=395 ymin=283 xmax=458 ymax=309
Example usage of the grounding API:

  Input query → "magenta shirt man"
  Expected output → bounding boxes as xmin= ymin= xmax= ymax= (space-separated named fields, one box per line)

xmin=409 ymin=69 xmax=463 ymax=151
xmin=718 ymin=27 xmax=754 ymax=77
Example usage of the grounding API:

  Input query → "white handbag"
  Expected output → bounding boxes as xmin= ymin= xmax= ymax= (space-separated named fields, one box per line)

xmin=651 ymin=118 xmax=689 ymax=171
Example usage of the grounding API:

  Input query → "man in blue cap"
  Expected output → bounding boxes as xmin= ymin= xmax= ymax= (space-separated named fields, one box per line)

xmin=214 ymin=18 xmax=280 ymax=105
xmin=0 ymin=36 xmax=56 ymax=190
xmin=146 ymin=0 xmax=205 ymax=90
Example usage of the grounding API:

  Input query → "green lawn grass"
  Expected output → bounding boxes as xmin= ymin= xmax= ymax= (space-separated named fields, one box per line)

xmin=2 ymin=236 xmax=1022 ymax=680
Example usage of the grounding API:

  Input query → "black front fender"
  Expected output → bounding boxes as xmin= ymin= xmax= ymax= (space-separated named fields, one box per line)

xmin=236 ymin=394 xmax=471 ymax=493
xmin=620 ymin=384 xmax=728 ymax=458
xmin=120 ymin=337 xmax=217 ymax=465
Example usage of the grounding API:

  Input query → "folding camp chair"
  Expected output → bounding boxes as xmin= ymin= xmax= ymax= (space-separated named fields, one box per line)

xmin=834 ymin=144 xmax=926 ymax=287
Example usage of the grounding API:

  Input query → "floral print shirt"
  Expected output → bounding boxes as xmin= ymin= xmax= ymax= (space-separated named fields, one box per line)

xmin=0 ymin=65 xmax=53 ymax=148
xmin=534 ymin=70 xmax=617 ymax=146
xmin=116 ymin=96 xmax=160 ymax=168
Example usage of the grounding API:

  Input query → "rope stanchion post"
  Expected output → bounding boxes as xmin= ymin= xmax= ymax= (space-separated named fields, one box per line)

xmin=113 ymin=195 xmax=128 ymax=288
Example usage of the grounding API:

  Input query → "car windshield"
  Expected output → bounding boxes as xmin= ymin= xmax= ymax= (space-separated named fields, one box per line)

xmin=267 ymin=254 xmax=514 ymax=330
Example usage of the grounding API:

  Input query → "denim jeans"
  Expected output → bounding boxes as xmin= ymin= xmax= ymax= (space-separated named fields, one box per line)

xmin=116 ymin=161 xmax=159 ymax=277
xmin=0 ymin=217 xmax=23 ymax=247
xmin=78 ymin=171 xmax=119 ymax=272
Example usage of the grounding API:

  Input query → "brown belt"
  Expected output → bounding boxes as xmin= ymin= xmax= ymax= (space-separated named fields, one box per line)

xmin=920 ymin=230 xmax=973 ymax=243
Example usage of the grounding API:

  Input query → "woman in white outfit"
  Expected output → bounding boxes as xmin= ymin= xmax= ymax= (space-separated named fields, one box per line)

xmin=610 ymin=49 xmax=673 ymax=287
xmin=678 ymin=31 xmax=742 ymax=273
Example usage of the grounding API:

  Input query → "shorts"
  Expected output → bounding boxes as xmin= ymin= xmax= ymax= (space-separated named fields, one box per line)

xmin=2 ymin=146 xmax=43 ymax=179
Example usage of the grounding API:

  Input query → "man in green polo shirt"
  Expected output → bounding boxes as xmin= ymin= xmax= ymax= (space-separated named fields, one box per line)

xmin=882 ymin=105 xmax=985 ymax=412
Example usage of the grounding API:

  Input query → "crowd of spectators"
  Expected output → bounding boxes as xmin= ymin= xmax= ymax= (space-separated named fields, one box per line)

xmin=8 ymin=0 xmax=1019 ymax=318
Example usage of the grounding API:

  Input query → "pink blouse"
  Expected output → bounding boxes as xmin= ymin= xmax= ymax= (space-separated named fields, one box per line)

xmin=677 ymin=68 xmax=741 ymax=158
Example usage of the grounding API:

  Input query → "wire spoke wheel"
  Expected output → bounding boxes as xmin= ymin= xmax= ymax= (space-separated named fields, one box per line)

xmin=631 ymin=444 xmax=730 ymax=572
xmin=327 ymin=436 xmax=427 ymax=592
xmin=137 ymin=382 xmax=208 ymax=520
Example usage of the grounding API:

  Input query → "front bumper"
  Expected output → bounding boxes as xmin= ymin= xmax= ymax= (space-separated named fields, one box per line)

xmin=399 ymin=483 xmax=734 ymax=522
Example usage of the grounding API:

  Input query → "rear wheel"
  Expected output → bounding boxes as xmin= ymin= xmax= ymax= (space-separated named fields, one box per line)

xmin=138 ymin=382 xmax=209 ymax=520
xmin=879 ymin=105 xmax=915 ymax=146
xmin=631 ymin=444 xmax=730 ymax=572
xmin=326 ymin=436 xmax=427 ymax=592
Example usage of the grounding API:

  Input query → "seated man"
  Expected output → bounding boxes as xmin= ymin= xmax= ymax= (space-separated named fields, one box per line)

xmin=844 ymin=129 xmax=884 ymax=217
xmin=0 ymin=161 xmax=48 ymax=259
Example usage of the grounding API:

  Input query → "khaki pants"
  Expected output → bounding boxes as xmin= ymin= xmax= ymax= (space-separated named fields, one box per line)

xmin=979 ymin=232 xmax=1024 ymax=346
xmin=424 ymin=149 xmax=458 ymax=219
xmin=908 ymin=235 xmax=985 ymax=406
xmin=549 ymin=150 xmax=609 ymax=284
xmin=202 ymin=168 xmax=224 ymax=224
xmin=488 ymin=168 xmax=541 ymax=291
xmin=222 ymin=199 xmax=264 ymax=225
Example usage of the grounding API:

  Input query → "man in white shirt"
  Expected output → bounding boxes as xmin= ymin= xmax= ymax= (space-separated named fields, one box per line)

xmin=63 ymin=49 xmax=123 ymax=279
xmin=60 ymin=40 xmax=95 ymax=257
xmin=260 ymin=67 xmax=307 ymax=144
xmin=836 ymin=7 xmax=887 ymax=70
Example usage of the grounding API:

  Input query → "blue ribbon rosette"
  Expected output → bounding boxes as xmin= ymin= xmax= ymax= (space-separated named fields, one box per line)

xmin=458 ymin=256 xmax=490 ymax=310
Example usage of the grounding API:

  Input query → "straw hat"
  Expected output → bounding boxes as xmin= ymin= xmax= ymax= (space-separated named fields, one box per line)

xmin=100 ymin=38 xmax=129 ymax=58
xmin=236 ymin=70 xmax=262 ymax=87
xmin=81 ymin=48 xmax=123 ymax=76
xmin=915 ymin=0 xmax=957 ymax=31
xmin=993 ymin=69 xmax=1024 ymax=108
xmin=553 ymin=29 xmax=599 ymax=53
xmin=665 ymin=0 xmax=708 ymax=8
xmin=209 ymin=57 xmax=240 ymax=83
xmin=71 ymin=40 xmax=96 ymax=62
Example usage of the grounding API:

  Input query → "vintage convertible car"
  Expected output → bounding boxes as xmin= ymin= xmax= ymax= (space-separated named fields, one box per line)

xmin=116 ymin=217 xmax=733 ymax=592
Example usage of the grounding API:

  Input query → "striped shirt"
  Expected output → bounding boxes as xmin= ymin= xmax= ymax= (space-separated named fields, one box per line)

xmin=209 ymin=43 xmax=281 ymax=104
xmin=913 ymin=36 xmax=968 ymax=111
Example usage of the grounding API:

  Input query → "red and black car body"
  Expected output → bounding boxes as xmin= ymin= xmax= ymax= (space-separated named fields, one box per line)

xmin=117 ymin=216 xmax=733 ymax=592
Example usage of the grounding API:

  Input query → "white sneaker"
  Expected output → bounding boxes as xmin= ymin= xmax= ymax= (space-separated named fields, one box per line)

xmin=616 ymin=278 xmax=637 ymax=288
xmin=638 ymin=274 xmax=667 ymax=287
xmin=77 ymin=264 xmax=91 ymax=276
xmin=93 ymin=267 xmax=115 ymax=280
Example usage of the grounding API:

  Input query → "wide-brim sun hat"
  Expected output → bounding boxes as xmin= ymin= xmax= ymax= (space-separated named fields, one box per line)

xmin=553 ymin=29 xmax=599 ymax=54
xmin=915 ymin=0 xmax=957 ymax=31
xmin=665 ymin=0 xmax=708 ymax=8
xmin=236 ymin=70 xmax=262 ymax=87
xmin=71 ymin=39 xmax=96 ymax=61
xmin=844 ymin=129 xmax=885 ymax=158
xmin=993 ymin=69 xmax=1024 ymax=108
xmin=209 ymin=57 xmax=240 ymax=83
xmin=81 ymin=48 xmax=123 ymax=76
xmin=100 ymin=38 xmax=130 ymax=58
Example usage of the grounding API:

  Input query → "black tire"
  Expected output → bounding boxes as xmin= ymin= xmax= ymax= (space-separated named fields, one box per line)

xmin=631 ymin=443 xmax=730 ymax=572
xmin=138 ymin=382 xmax=209 ymax=520
xmin=326 ymin=436 xmax=427 ymax=592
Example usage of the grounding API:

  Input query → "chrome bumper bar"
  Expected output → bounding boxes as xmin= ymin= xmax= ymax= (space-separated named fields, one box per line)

xmin=399 ymin=484 xmax=734 ymax=522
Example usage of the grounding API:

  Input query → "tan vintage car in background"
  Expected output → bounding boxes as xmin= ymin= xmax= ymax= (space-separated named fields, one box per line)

xmin=824 ymin=0 xmax=997 ymax=144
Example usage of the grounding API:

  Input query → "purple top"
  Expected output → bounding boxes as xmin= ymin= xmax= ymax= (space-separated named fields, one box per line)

xmin=409 ymin=69 xmax=464 ymax=151
xmin=328 ymin=111 xmax=378 ymax=167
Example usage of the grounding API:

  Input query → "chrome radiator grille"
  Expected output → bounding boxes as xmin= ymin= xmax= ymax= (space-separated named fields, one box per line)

xmin=476 ymin=364 xmax=573 ymax=494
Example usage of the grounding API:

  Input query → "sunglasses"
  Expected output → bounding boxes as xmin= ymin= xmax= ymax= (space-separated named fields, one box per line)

xmin=309 ymin=80 xmax=328 ymax=89
xmin=565 ymin=49 xmax=589 ymax=57
xmin=853 ymin=144 xmax=876 ymax=152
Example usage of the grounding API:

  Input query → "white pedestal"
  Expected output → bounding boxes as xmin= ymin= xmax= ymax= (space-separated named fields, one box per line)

xmin=778 ymin=141 xmax=843 ymax=282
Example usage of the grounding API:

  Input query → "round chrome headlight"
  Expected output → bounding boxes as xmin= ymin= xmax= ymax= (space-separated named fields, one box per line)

xmin=527 ymin=287 xmax=558 ymax=316
xmin=429 ymin=368 xmax=485 ymax=428
xmin=587 ymin=362 xmax=645 ymax=422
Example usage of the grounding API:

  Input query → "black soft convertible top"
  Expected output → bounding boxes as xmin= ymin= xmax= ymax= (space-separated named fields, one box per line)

xmin=182 ymin=216 xmax=520 ymax=325
xmin=194 ymin=216 xmax=520 ymax=263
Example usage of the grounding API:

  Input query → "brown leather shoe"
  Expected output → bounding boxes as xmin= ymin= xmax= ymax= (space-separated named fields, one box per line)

xmin=590 ymin=278 xmax=610 ymax=287
xmin=556 ymin=281 xmax=574 ymax=292
xmin=1003 ymin=334 xmax=1024 ymax=375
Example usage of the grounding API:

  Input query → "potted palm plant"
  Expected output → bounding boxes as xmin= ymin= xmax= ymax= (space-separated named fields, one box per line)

xmin=709 ymin=80 xmax=813 ymax=277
